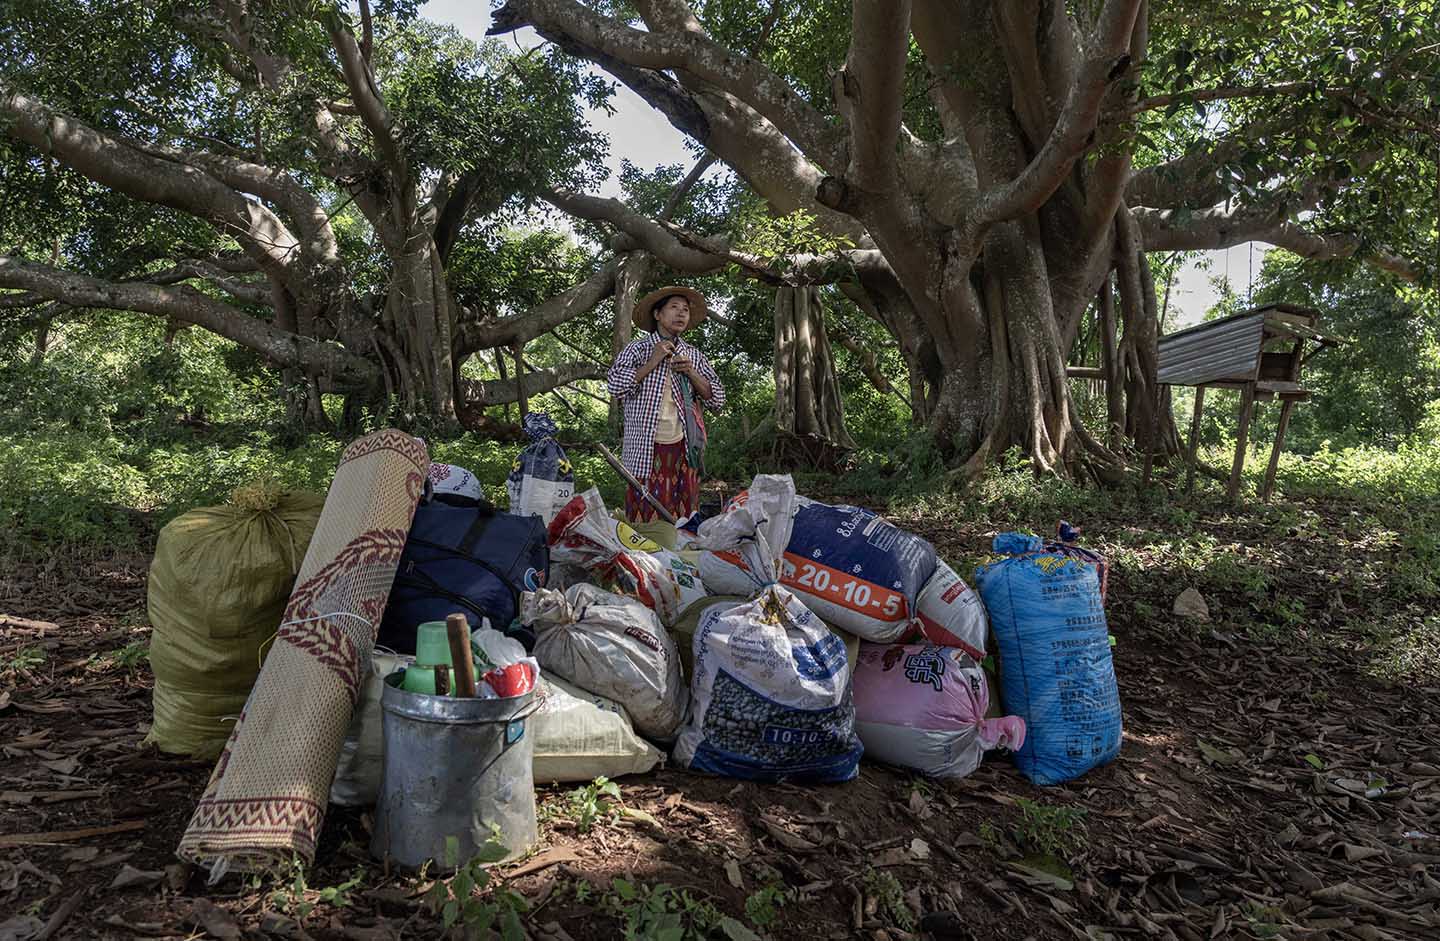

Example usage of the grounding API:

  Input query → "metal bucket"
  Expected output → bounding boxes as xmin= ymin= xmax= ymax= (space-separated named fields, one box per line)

xmin=371 ymin=670 xmax=539 ymax=871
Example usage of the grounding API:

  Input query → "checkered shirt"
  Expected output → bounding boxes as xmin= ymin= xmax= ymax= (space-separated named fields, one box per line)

xmin=608 ymin=332 xmax=726 ymax=481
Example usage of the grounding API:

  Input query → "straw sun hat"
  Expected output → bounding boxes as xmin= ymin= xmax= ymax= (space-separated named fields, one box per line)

xmin=632 ymin=285 xmax=708 ymax=332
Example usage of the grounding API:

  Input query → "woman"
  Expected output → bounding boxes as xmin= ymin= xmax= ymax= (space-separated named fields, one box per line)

xmin=608 ymin=285 xmax=726 ymax=522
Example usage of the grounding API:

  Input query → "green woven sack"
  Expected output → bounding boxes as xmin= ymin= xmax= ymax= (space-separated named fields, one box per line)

xmin=144 ymin=489 xmax=324 ymax=758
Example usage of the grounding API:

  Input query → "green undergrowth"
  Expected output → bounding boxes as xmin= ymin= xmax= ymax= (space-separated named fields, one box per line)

xmin=0 ymin=426 xmax=622 ymax=560
xmin=3 ymin=409 xmax=1436 ymax=684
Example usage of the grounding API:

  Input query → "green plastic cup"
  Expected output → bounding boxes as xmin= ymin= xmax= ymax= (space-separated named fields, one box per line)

xmin=400 ymin=664 xmax=440 ymax=695
xmin=414 ymin=621 xmax=454 ymax=669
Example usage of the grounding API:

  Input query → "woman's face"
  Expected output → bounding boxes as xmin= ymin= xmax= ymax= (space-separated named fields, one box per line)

xmin=656 ymin=296 xmax=691 ymax=334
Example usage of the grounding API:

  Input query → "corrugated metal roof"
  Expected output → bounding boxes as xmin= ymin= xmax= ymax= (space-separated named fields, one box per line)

xmin=1158 ymin=312 xmax=1265 ymax=385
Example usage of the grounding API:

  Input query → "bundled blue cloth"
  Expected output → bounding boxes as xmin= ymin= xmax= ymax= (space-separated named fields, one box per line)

xmin=974 ymin=532 xmax=1121 ymax=785
xmin=506 ymin=412 xmax=574 ymax=523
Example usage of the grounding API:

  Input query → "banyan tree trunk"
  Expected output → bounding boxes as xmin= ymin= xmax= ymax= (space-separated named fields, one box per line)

xmin=610 ymin=250 xmax=650 ymax=434
xmin=773 ymin=286 xmax=856 ymax=469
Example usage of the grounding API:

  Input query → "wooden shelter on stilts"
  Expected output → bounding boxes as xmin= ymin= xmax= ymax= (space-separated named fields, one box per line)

xmin=1156 ymin=303 xmax=1338 ymax=503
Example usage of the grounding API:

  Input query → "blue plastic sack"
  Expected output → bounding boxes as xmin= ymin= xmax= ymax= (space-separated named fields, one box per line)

xmin=974 ymin=533 xmax=1121 ymax=785
xmin=506 ymin=412 xmax=574 ymax=523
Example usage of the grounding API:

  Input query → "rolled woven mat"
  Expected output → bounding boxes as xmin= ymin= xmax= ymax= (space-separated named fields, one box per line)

xmin=177 ymin=430 xmax=428 ymax=875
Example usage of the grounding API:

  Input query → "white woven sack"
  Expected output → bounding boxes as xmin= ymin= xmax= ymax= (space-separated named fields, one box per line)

xmin=525 ymin=584 xmax=687 ymax=741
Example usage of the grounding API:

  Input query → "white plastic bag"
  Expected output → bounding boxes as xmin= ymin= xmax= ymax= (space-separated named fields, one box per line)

xmin=330 ymin=652 xmax=405 ymax=806
xmin=428 ymin=462 xmax=483 ymax=503
xmin=525 ymin=584 xmax=687 ymax=741
xmin=533 ymin=675 xmax=664 ymax=783
xmin=852 ymin=642 xmax=1024 ymax=779
xmin=547 ymin=489 xmax=706 ymax=625
xmin=674 ymin=475 xmax=863 ymax=783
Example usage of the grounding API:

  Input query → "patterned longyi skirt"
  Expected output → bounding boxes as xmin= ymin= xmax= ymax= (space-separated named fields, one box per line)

xmin=625 ymin=439 xmax=699 ymax=523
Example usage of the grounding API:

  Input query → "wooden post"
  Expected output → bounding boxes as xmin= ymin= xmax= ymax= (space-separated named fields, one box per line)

xmin=495 ymin=348 xmax=511 ymax=422
xmin=1185 ymin=385 xmax=1206 ymax=495
xmin=1142 ymin=387 xmax=1158 ymax=488
xmin=1226 ymin=383 xmax=1257 ymax=502
xmin=1261 ymin=398 xmax=1296 ymax=503
xmin=1097 ymin=277 xmax=1124 ymax=447
xmin=512 ymin=342 xmax=529 ymax=420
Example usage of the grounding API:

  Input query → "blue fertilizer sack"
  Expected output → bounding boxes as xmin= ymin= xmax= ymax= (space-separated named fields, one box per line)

xmin=974 ymin=533 xmax=1121 ymax=785
xmin=507 ymin=412 xmax=574 ymax=524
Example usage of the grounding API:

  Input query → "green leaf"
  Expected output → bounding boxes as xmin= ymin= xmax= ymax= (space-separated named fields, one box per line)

xmin=1303 ymin=753 xmax=1325 ymax=770
xmin=475 ymin=838 xmax=512 ymax=865
xmin=453 ymin=868 xmax=474 ymax=901
xmin=442 ymin=898 xmax=459 ymax=929
xmin=1198 ymin=738 xmax=1242 ymax=766
xmin=1008 ymin=856 xmax=1075 ymax=892
xmin=500 ymin=907 xmax=525 ymax=941
xmin=721 ymin=916 xmax=763 ymax=940
xmin=613 ymin=878 xmax=636 ymax=900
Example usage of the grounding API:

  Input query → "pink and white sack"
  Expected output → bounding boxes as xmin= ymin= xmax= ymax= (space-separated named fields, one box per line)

xmin=853 ymin=642 xmax=1025 ymax=779
xmin=547 ymin=489 xmax=706 ymax=626
xmin=698 ymin=493 xmax=937 ymax=643
xmin=905 ymin=559 xmax=988 ymax=659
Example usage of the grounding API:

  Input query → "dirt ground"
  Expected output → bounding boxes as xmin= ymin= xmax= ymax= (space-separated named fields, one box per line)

xmin=2 ymin=496 xmax=1439 ymax=940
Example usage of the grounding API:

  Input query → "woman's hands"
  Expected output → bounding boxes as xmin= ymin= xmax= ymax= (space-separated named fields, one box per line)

xmin=648 ymin=340 xmax=677 ymax=368
xmin=636 ymin=339 xmax=676 ymax=381
xmin=634 ymin=339 xmax=707 ymax=395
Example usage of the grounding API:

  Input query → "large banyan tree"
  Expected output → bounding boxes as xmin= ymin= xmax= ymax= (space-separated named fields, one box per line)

xmin=490 ymin=0 xmax=1437 ymax=474
xmin=0 ymin=0 xmax=620 ymax=427
xmin=2 ymin=0 xmax=1435 ymax=470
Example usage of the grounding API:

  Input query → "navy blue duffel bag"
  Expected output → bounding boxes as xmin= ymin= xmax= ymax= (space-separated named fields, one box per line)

xmin=377 ymin=495 xmax=548 ymax=654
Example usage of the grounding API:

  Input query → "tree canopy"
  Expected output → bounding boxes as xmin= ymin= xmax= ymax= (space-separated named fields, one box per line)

xmin=1 ymin=0 xmax=1435 ymax=473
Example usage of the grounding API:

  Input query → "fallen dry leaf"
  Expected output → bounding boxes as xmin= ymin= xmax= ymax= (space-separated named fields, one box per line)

xmin=109 ymin=864 xmax=165 ymax=891
xmin=186 ymin=899 xmax=241 ymax=940
xmin=37 ymin=757 xmax=80 ymax=776
xmin=758 ymin=814 xmax=819 ymax=853
xmin=505 ymin=847 xmax=581 ymax=880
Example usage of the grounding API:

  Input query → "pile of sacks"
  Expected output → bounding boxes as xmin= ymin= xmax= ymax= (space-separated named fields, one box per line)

xmin=150 ymin=417 xmax=1119 ymax=804
xmin=336 ymin=466 xmax=1118 ymax=796
xmin=534 ymin=472 xmax=1121 ymax=786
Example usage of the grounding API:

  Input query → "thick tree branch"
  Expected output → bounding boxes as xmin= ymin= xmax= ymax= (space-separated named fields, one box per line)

xmin=545 ymin=190 xmax=721 ymax=272
xmin=127 ymin=139 xmax=343 ymax=268
xmin=459 ymin=263 xmax=617 ymax=353
xmin=974 ymin=0 xmax=1141 ymax=226
xmin=0 ymin=84 xmax=307 ymax=285
xmin=547 ymin=189 xmax=886 ymax=284
xmin=507 ymin=12 xmax=865 ymax=244
xmin=1133 ymin=208 xmax=1419 ymax=281
xmin=0 ymin=256 xmax=378 ymax=384
xmin=0 ymin=290 xmax=49 ymax=310
xmin=461 ymin=361 xmax=606 ymax=406
xmin=145 ymin=261 xmax=275 ymax=307
xmin=1083 ymin=0 xmax=1147 ymax=234
xmin=326 ymin=12 xmax=408 ymax=188
xmin=489 ymin=0 xmax=845 ymax=174
xmin=838 ymin=0 xmax=912 ymax=196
